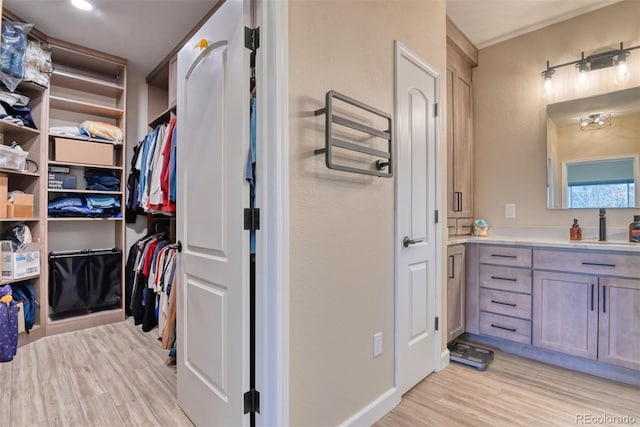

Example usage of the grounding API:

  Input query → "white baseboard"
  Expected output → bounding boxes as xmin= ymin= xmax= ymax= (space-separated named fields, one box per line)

xmin=339 ymin=387 xmax=400 ymax=427
xmin=438 ymin=349 xmax=450 ymax=371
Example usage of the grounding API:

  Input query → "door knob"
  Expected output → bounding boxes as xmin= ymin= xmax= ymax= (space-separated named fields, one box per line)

xmin=402 ymin=236 xmax=424 ymax=248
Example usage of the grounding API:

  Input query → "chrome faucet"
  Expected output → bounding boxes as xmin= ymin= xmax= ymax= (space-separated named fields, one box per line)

xmin=599 ymin=208 xmax=607 ymax=241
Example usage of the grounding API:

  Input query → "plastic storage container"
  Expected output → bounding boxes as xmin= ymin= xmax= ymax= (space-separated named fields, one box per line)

xmin=0 ymin=145 xmax=28 ymax=171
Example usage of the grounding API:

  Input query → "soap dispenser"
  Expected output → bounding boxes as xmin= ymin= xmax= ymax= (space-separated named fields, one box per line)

xmin=629 ymin=215 xmax=640 ymax=243
xmin=570 ymin=218 xmax=582 ymax=241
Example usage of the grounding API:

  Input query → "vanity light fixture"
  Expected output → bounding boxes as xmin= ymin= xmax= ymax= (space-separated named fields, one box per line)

xmin=542 ymin=42 xmax=640 ymax=88
xmin=579 ymin=113 xmax=611 ymax=130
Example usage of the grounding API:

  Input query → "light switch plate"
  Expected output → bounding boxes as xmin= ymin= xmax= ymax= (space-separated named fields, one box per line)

xmin=373 ymin=332 xmax=382 ymax=357
xmin=505 ymin=203 xmax=516 ymax=218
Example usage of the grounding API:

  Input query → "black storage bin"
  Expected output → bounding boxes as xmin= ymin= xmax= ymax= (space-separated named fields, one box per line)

xmin=49 ymin=252 xmax=90 ymax=315
xmin=49 ymin=249 xmax=122 ymax=317
xmin=87 ymin=250 xmax=122 ymax=309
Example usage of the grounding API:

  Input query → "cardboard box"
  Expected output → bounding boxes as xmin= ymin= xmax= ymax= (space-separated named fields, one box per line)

xmin=0 ymin=241 xmax=41 ymax=280
xmin=7 ymin=193 xmax=34 ymax=218
xmin=0 ymin=173 xmax=6 ymax=219
xmin=54 ymin=137 xmax=114 ymax=166
xmin=48 ymin=173 xmax=77 ymax=189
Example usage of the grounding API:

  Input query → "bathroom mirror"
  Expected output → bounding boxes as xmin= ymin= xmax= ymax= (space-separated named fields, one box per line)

xmin=546 ymin=86 xmax=640 ymax=209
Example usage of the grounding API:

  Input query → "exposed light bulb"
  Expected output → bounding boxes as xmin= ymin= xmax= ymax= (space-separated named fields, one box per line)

xmin=578 ymin=71 xmax=588 ymax=85
xmin=614 ymin=61 xmax=630 ymax=85
xmin=544 ymin=78 xmax=552 ymax=93
xmin=71 ymin=0 xmax=93 ymax=11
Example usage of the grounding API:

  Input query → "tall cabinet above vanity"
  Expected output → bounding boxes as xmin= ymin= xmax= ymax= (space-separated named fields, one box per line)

xmin=446 ymin=18 xmax=477 ymax=236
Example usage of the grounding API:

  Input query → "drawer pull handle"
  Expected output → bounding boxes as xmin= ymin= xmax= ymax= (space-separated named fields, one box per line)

xmin=490 ymin=276 xmax=517 ymax=282
xmin=603 ymin=285 xmax=607 ymax=314
xmin=491 ymin=300 xmax=517 ymax=307
xmin=581 ymin=262 xmax=616 ymax=268
xmin=590 ymin=284 xmax=594 ymax=311
xmin=491 ymin=254 xmax=517 ymax=259
xmin=490 ymin=324 xmax=516 ymax=332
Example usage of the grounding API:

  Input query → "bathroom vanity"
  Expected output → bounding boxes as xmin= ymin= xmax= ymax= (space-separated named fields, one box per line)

xmin=455 ymin=236 xmax=640 ymax=385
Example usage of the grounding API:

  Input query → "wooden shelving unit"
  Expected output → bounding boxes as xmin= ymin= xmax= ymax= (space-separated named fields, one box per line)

xmin=45 ymin=38 xmax=127 ymax=336
xmin=0 ymin=79 xmax=47 ymax=347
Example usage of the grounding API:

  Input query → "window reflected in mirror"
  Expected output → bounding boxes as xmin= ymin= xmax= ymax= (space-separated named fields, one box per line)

xmin=546 ymin=86 xmax=640 ymax=209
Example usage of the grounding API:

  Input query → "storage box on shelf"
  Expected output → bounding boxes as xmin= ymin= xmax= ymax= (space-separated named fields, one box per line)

xmin=52 ymin=137 xmax=115 ymax=166
xmin=45 ymin=39 xmax=127 ymax=335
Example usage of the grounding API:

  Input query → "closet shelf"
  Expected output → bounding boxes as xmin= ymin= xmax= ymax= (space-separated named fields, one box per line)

xmin=148 ymin=105 xmax=176 ymax=128
xmin=48 ymin=160 xmax=123 ymax=170
xmin=47 ymin=307 xmax=124 ymax=336
xmin=0 ymin=217 xmax=40 ymax=222
xmin=48 ymin=189 xmax=123 ymax=195
xmin=49 ymin=95 xmax=124 ymax=119
xmin=48 ymin=133 xmax=123 ymax=146
xmin=0 ymin=273 xmax=40 ymax=286
xmin=0 ymin=120 xmax=40 ymax=136
xmin=18 ymin=324 xmax=44 ymax=347
xmin=48 ymin=217 xmax=123 ymax=222
xmin=50 ymin=69 xmax=125 ymax=97
xmin=0 ymin=167 xmax=39 ymax=177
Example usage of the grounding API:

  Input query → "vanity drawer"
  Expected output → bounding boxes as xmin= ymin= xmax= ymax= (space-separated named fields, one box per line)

xmin=479 ymin=245 xmax=532 ymax=268
xmin=479 ymin=264 xmax=532 ymax=293
xmin=533 ymin=249 xmax=640 ymax=278
xmin=480 ymin=288 xmax=531 ymax=319
xmin=479 ymin=312 xmax=531 ymax=345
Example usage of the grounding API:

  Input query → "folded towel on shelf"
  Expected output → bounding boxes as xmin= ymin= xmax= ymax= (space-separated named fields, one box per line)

xmin=49 ymin=126 xmax=82 ymax=137
xmin=80 ymin=121 xmax=123 ymax=143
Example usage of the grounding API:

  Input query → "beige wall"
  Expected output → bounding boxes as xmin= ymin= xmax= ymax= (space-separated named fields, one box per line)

xmin=473 ymin=0 xmax=640 ymax=229
xmin=288 ymin=0 xmax=446 ymax=425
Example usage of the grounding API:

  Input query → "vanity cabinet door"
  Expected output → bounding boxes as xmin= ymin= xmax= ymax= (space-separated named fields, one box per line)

xmin=598 ymin=277 xmax=640 ymax=371
xmin=533 ymin=271 xmax=598 ymax=360
xmin=447 ymin=245 xmax=466 ymax=342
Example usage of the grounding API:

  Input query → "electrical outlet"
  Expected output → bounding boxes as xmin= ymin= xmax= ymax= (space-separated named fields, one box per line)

xmin=505 ymin=203 xmax=516 ymax=219
xmin=373 ymin=332 xmax=383 ymax=358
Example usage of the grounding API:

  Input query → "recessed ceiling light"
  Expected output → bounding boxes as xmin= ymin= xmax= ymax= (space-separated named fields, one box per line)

xmin=71 ymin=0 xmax=93 ymax=11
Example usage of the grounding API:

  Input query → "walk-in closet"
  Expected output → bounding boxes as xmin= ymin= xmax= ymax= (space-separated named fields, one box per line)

xmin=0 ymin=0 xmax=260 ymax=425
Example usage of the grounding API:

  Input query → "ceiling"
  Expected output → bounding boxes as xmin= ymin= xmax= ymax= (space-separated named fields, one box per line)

xmin=4 ymin=0 xmax=219 ymax=74
xmin=447 ymin=0 xmax=624 ymax=48
xmin=2 ymin=0 xmax=626 ymax=76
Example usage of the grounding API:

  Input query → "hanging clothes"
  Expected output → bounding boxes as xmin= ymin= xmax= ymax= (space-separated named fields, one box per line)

xmin=125 ymin=119 xmax=177 ymax=221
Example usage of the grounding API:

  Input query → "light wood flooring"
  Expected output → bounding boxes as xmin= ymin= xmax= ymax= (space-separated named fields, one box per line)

xmin=0 ymin=319 xmax=194 ymax=427
xmin=3 ymin=323 xmax=639 ymax=427
xmin=375 ymin=349 xmax=640 ymax=427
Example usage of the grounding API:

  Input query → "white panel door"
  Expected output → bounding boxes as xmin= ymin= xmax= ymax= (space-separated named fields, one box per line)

xmin=176 ymin=0 xmax=249 ymax=425
xmin=396 ymin=42 xmax=439 ymax=395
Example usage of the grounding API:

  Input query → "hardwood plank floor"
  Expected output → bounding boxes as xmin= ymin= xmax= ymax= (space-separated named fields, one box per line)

xmin=0 ymin=319 xmax=194 ymax=427
xmin=3 ymin=322 xmax=639 ymax=427
xmin=375 ymin=350 xmax=640 ymax=427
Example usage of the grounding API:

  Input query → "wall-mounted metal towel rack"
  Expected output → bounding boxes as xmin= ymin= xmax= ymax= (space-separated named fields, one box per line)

xmin=314 ymin=90 xmax=393 ymax=178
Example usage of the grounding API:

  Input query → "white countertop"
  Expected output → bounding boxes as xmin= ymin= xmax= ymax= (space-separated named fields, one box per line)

xmin=447 ymin=225 xmax=640 ymax=252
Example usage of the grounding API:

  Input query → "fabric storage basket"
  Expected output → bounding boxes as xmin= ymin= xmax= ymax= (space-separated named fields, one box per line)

xmin=87 ymin=249 xmax=122 ymax=310
xmin=49 ymin=248 xmax=122 ymax=317
xmin=48 ymin=251 xmax=90 ymax=316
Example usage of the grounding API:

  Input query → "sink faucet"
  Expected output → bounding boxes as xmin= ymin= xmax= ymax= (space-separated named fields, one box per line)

xmin=599 ymin=208 xmax=607 ymax=241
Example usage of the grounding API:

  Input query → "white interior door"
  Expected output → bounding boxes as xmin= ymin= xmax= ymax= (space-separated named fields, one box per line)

xmin=395 ymin=42 xmax=439 ymax=395
xmin=176 ymin=0 xmax=249 ymax=425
